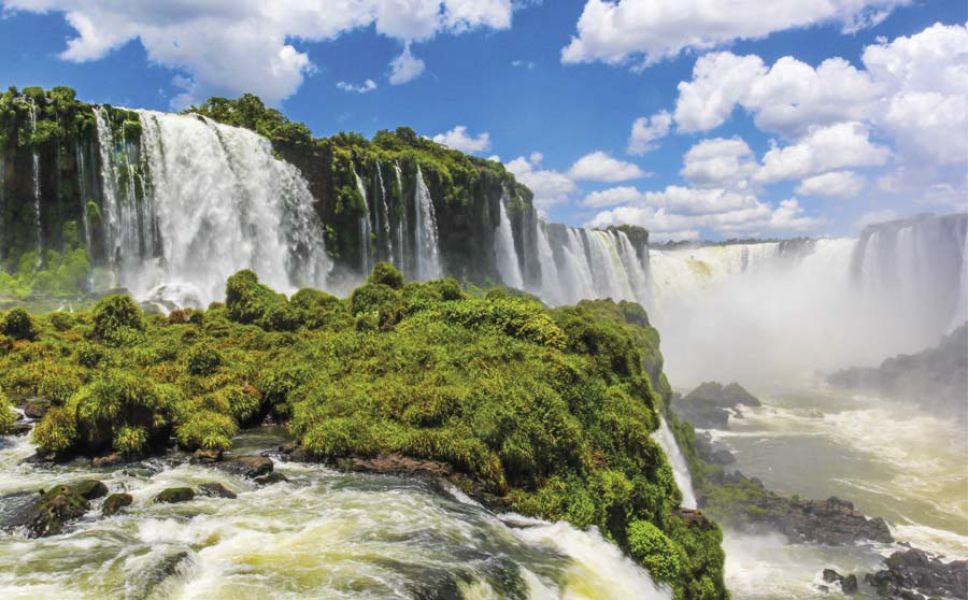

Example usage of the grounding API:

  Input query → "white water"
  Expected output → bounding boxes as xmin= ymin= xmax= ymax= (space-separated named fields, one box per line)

xmin=355 ymin=170 xmax=372 ymax=274
xmin=654 ymin=418 xmax=697 ymax=510
xmin=648 ymin=216 xmax=968 ymax=385
xmin=413 ymin=166 xmax=442 ymax=281
xmin=496 ymin=191 xmax=524 ymax=289
xmin=0 ymin=432 xmax=669 ymax=599
xmin=94 ymin=110 xmax=331 ymax=304
xmin=27 ymin=100 xmax=42 ymax=258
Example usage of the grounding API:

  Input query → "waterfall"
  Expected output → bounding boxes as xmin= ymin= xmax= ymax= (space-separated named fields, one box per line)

xmin=535 ymin=221 xmax=562 ymax=304
xmin=92 ymin=110 xmax=330 ymax=305
xmin=376 ymin=165 xmax=393 ymax=262
xmin=354 ymin=170 xmax=372 ymax=274
xmin=393 ymin=163 xmax=407 ymax=271
xmin=654 ymin=418 xmax=698 ymax=510
xmin=413 ymin=166 xmax=442 ymax=280
xmin=495 ymin=190 xmax=524 ymax=289
xmin=75 ymin=141 xmax=92 ymax=254
xmin=27 ymin=99 xmax=42 ymax=258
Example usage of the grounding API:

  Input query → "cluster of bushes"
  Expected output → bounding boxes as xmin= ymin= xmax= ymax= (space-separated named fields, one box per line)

xmin=0 ymin=264 xmax=726 ymax=598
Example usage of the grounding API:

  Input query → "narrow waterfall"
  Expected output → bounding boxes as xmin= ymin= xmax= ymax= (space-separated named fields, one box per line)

xmin=355 ymin=170 xmax=372 ymax=274
xmin=27 ymin=99 xmax=42 ymax=257
xmin=91 ymin=110 xmax=330 ymax=305
xmin=375 ymin=165 xmax=393 ymax=262
xmin=495 ymin=190 xmax=524 ymax=289
xmin=413 ymin=166 xmax=442 ymax=280
xmin=75 ymin=141 xmax=92 ymax=254
xmin=393 ymin=163 xmax=407 ymax=270
xmin=535 ymin=221 xmax=562 ymax=304
xmin=654 ymin=418 xmax=698 ymax=510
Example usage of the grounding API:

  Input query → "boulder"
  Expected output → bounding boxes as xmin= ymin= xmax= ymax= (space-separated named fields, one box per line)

xmin=102 ymin=493 xmax=133 ymax=516
xmin=4 ymin=484 xmax=91 ymax=537
xmin=821 ymin=569 xmax=858 ymax=595
xmin=865 ymin=549 xmax=968 ymax=599
xmin=22 ymin=399 xmax=49 ymax=419
xmin=154 ymin=487 xmax=195 ymax=504
xmin=198 ymin=483 xmax=236 ymax=499
xmin=91 ymin=453 xmax=124 ymax=468
xmin=674 ymin=381 xmax=761 ymax=429
xmin=214 ymin=456 xmax=273 ymax=478
xmin=74 ymin=479 xmax=108 ymax=500
xmin=190 ymin=448 xmax=223 ymax=464
xmin=254 ymin=472 xmax=288 ymax=485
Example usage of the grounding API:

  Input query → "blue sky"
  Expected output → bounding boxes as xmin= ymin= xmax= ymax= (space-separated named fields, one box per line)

xmin=0 ymin=0 xmax=965 ymax=241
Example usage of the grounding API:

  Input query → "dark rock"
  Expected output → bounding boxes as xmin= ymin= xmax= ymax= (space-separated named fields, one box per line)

xmin=74 ymin=479 xmax=108 ymax=500
xmin=254 ymin=472 xmax=288 ymax=485
xmin=154 ymin=487 xmax=195 ymax=503
xmin=198 ymin=483 xmax=236 ymax=499
xmin=841 ymin=574 xmax=858 ymax=594
xmin=674 ymin=381 xmax=760 ymax=429
xmin=821 ymin=569 xmax=858 ymax=595
xmin=138 ymin=550 xmax=191 ymax=598
xmin=190 ymin=448 xmax=222 ymax=464
xmin=22 ymin=399 xmax=48 ymax=419
xmin=214 ymin=456 xmax=273 ymax=478
xmin=102 ymin=493 xmax=133 ymax=516
xmin=91 ymin=453 xmax=124 ymax=468
xmin=335 ymin=453 xmax=452 ymax=478
xmin=823 ymin=568 xmax=843 ymax=583
xmin=4 ymin=484 xmax=91 ymax=537
xmin=694 ymin=432 xmax=736 ymax=465
xmin=6 ymin=422 xmax=32 ymax=436
xmin=864 ymin=549 xmax=968 ymax=599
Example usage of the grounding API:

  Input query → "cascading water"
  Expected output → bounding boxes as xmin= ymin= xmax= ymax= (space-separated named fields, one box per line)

xmin=535 ymin=221 xmax=563 ymax=304
xmin=393 ymin=163 xmax=407 ymax=270
xmin=375 ymin=165 xmax=393 ymax=262
xmin=354 ymin=170 xmax=373 ymax=274
xmin=97 ymin=110 xmax=330 ymax=305
xmin=27 ymin=99 xmax=42 ymax=258
xmin=413 ymin=166 xmax=442 ymax=280
xmin=654 ymin=418 xmax=697 ymax=510
xmin=495 ymin=190 xmax=524 ymax=289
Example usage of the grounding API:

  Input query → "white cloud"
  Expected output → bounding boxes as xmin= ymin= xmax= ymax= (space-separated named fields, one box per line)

xmin=580 ymin=186 xmax=643 ymax=208
xmin=431 ymin=125 xmax=491 ymax=153
xmin=681 ymin=137 xmax=758 ymax=189
xmin=389 ymin=44 xmax=427 ymax=85
xmin=561 ymin=0 xmax=909 ymax=67
xmin=795 ymin=170 xmax=866 ymax=198
xmin=511 ymin=59 xmax=536 ymax=69
xmin=506 ymin=153 xmax=576 ymax=209
xmin=643 ymin=185 xmax=760 ymax=216
xmin=855 ymin=209 xmax=899 ymax=230
xmin=3 ymin=0 xmax=516 ymax=104
xmin=757 ymin=122 xmax=890 ymax=183
xmin=336 ymin=79 xmax=377 ymax=94
xmin=627 ymin=110 xmax=672 ymax=155
xmin=568 ymin=151 xmax=648 ymax=182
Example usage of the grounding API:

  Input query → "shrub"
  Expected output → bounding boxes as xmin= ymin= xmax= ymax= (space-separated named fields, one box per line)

xmin=186 ymin=343 xmax=222 ymax=376
xmin=91 ymin=295 xmax=145 ymax=343
xmin=627 ymin=520 xmax=683 ymax=583
xmin=48 ymin=312 xmax=75 ymax=331
xmin=0 ymin=387 xmax=15 ymax=433
xmin=368 ymin=261 xmax=404 ymax=289
xmin=175 ymin=411 xmax=238 ymax=451
xmin=33 ymin=406 xmax=78 ymax=454
xmin=2 ymin=308 xmax=37 ymax=340
xmin=225 ymin=269 xmax=288 ymax=327
xmin=67 ymin=371 xmax=171 ymax=454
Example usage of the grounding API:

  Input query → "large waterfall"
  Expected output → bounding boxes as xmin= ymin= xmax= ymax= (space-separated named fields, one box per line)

xmin=94 ymin=110 xmax=331 ymax=305
xmin=649 ymin=214 xmax=968 ymax=385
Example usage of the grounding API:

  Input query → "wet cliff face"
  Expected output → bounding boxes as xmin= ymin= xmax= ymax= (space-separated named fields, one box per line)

xmin=0 ymin=88 xmax=652 ymax=308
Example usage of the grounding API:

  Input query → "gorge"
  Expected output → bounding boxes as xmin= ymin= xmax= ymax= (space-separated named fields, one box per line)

xmin=0 ymin=87 xmax=966 ymax=600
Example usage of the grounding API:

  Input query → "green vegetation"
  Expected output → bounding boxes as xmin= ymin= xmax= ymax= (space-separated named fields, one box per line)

xmin=0 ymin=264 xmax=726 ymax=598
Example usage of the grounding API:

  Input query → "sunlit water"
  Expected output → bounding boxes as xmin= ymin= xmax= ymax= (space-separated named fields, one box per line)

xmin=0 ymin=431 xmax=669 ymax=600
xmin=704 ymin=382 xmax=968 ymax=599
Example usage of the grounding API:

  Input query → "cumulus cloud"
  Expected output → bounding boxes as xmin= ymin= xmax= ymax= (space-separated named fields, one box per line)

xmin=389 ymin=44 xmax=426 ymax=84
xmin=561 ymin=0 xmax=909 ymax=67
xmin=756 ymin=122 xmax=890 ymax=183
xmin=431 ymin=125 xmax=491 ymax=153
xmin=795 ymin=171 xmax=866 ymax=198
xmin=336 ymin=79 xmax=377 ymax=94
xmin=3 ymin=0 xmax=516 ymax=104
xmin=681 ymin=137 xmax=758 ymax=190
xmin=568 ymin=151 xmax=648 ymax=182
xmin=506 ymin=152 xmax=576 ymax=209
xmin=580 ymin=186 xmax=643 ymax=208
xmin=627 ymin=110 xmax=671 ymax=155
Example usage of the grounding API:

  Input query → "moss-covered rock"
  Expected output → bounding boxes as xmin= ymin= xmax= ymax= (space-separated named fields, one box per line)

xmin=154 ymin=487 xmax=195 ymax=504
xmin=102 ymin=492 xmax=133 ymax=516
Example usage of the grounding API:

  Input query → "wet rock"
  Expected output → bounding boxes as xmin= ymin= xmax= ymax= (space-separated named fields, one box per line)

xmin=91 ymin=453 xmax=124 ymax=468
xmin=864 ymin=549 xmax=968 ymax=599
xmin=4 ymin=484 xmax=91 ymax=537
xmin=278 ymin=442 xmax=313 ymax=462
xmin=102 ymin=493 xmax=133 ymax=516
xmin=694 ymin=432 xmax=736 ymax=465
xmin=254 ymin=472 xmax=288 ymax=485
xmin=6 ymin=421 xmax=32 ymax=436
xmin=154 ymin=487 xmax=195 ymax=504
xmin=214 ymin=455 xmax=273 ymax=478
xmin=190 ymin=448 xmax=223 ymax=464
xmin=336 ymin=453 xmax=452 ymax=478
xmin=198 ymin=482 xmax=237 ymax=499
xmin=138 ymin=550 xmax=192 ymax=598
xmin=674 ymin=381 xmax=760 ymax=429
xmin=22 ymin=399 xmax=48 ymax=419
xmin=821 ymin=569 xmax=858 ymax=595
xmin=74 ymin=479 xmax=108 ymax=500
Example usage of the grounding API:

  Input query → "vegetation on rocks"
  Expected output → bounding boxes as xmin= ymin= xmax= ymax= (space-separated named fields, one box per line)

xmin=0 ymin=264 xmax=727 ymax=598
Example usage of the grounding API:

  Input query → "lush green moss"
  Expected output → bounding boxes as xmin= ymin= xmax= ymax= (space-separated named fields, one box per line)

xmin=0 ymin=386 xmax=15 ymax=433
xmin=91 ymin=295 xmax=145 ymax=344
xmin=2 ymin=308 xmax=37 ymax=340
xmin=628 ymin=520 xmax=683 ymax=583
